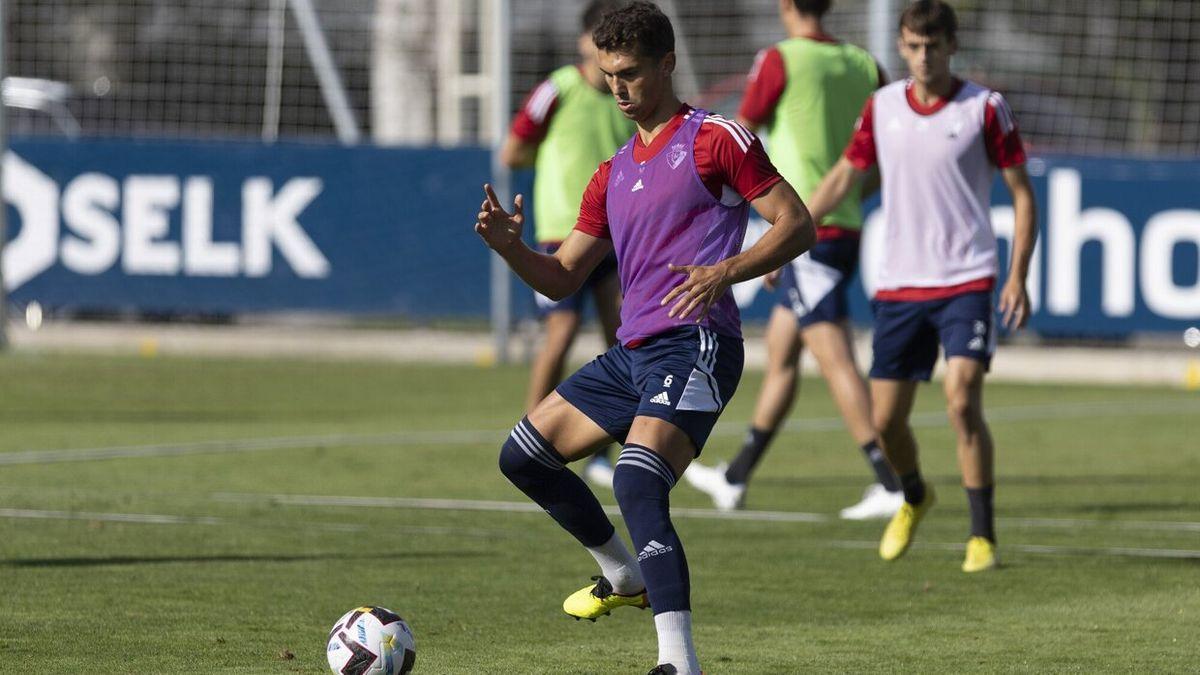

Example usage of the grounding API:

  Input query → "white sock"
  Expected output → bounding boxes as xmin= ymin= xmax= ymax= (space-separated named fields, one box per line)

xmin=654 ymin=610 xmax=700 ymax=674
xmin=585 ymin=532 xmax=644 ymax=595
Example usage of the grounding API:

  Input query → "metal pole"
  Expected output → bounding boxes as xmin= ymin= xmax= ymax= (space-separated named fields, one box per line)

xmin=656 ymin=0 xmax=701 ymax=100
xmin=869 ymin=0 xmax=898 ymax=79
xmin=262 ymin=0 xmax=286 ymax=143
xmin=288 ymin=0 xmax=362 ymax=144
xmin=489 ymin=0 xmax=512 ymax=364
xmin=0 ymin=0 xmax=9 ymax=350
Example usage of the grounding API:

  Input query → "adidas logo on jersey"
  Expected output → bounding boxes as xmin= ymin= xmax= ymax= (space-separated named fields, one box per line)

xmin=638 ymin=540 xmax=674 ymax=561
xmin=650 ymin=391 xmax=671 ymax=406
xmin=631 ymin=178 xmax=644 ymax=192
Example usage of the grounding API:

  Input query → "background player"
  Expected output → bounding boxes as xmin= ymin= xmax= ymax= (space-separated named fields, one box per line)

xmin=685 ymin=0 xmax=903 ymax=519
xmin=806 ymin=0 xmax=1037 ymax=572
xmin=477 ymin=4 xmax=814 ymax=671
xmin=500 ymin=0 xmax=634 ymax=489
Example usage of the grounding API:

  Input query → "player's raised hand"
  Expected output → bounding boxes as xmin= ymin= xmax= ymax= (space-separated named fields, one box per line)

xmin=475 ymin=183 xmax=524 ymax=253
xmin=998 ymin=278 xmax=1030 ymax=330
xmin=661 ymin=263 xmax=731 ymax=322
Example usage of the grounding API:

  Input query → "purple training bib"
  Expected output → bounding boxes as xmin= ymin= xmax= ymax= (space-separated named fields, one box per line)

xmin=606 ymin=109 xmax=750 ymax=344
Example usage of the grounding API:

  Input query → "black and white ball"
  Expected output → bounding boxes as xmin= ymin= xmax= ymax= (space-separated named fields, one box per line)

xmin=326 ymin=606 xmax=416 ymax=675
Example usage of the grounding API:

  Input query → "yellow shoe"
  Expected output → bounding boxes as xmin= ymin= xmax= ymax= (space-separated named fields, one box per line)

xmin=962 ymin=536 xmax=998 ymax=572
xmin=879 ymin=486 xmax=936 ymax=561
xmin=563 ymin=576 xmax=649 ymax=621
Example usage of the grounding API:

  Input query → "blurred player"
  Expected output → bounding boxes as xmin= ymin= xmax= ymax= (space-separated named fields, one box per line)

xmin=684 ymin=0 xmax=903 ymax=519
xmin=806 ymin=0 xmax=1037 ymax=572
xmin=476 ymin=3 xmax=814 ymax=670
xmin=501 ymin=0 xmax=635 ymax=490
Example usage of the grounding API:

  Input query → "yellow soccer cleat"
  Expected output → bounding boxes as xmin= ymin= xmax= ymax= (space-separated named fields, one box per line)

xmin=879 ymin=486 xmax=936 ymax=561
xmin=563 ymin=576 xmax=649 ymax=621
xmin=962 ymin=536 xmax=999 ymax=573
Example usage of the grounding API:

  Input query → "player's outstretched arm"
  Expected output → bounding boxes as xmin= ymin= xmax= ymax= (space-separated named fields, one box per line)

xmin=662 ymin=180 xmax=815 ymax=321
xmin=474 ymin=184 xmax=611 ymax=300
xmin=806 ymin=156 xmax=867 ymax=224
xmin=998 ymin=164 xmax=1038 ymax=330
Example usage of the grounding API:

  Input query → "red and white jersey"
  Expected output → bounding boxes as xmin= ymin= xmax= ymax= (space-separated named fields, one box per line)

xmin=576 ymin=104 xmax=781 ymax=238
xmin=510 ymin=78 xmax=560 ymax=142
xmin=845 ymin=78 xmax=1026 ymax=300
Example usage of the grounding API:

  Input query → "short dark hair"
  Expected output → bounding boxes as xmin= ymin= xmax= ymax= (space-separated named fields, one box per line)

xmin=582 ymin=0 xmax=624 ymax=34
xmin=592 ymin=1 xmax=675 ymax=60
xmin=899 ymin=0 xmax=958 ymax=41
xmin=791 ymin=0 xmax=832 ymax=17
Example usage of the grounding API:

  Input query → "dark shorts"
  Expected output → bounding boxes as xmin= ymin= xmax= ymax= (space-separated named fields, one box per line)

xmin=534 ymin=242 xmax=619 ymax=317
xmin=869 ymin=290 xmax=996 ymax=382
xmin=776 ymin=237 xmax=858 ymax=329
xmin=556 ymin=326 xmax=744 ymax=455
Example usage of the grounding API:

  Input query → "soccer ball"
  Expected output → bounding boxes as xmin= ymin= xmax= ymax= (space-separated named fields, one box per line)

xmin=326 ymin=606 xmax=416 ymax=675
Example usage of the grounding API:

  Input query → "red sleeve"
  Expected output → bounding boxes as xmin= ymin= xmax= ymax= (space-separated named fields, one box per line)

xmin=695 ymin=116 xmax=783 ymax=202
xmin=509 ymin=79 xmax=560 ymax=143
xmin=983 ymin=91 xmax=1027 ymax=168
xmin=573 ymin=160 xmax=611 ymax=239
xmin=737 ymin=47 xmax=786 ymax=127
xmin=843 ymin=96 xmax=877 ymax=170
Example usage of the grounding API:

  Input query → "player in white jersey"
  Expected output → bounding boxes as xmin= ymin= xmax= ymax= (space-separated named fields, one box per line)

xmin=805 ymin=0 xmax=1038 ymax=572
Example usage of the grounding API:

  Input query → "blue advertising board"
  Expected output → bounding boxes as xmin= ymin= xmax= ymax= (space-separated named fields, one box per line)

xmin=7 ymin=138 xmax=492 ymax=316
xmin=5 ymin=139 xmax=1199 ymax=335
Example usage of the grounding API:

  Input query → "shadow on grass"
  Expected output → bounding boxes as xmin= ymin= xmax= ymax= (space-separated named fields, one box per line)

xmin=0 ymin=408 xmax=377 ymax=424
xmin=2 ymin=551 xmax=488 ymax=568
xmin=0 ymin=409 xmax=272 ymax=424
xmin=754 ymin=473 xmax=1198 ymax=489
xmin=1001 ymin=501 xmax=1200 ymax=516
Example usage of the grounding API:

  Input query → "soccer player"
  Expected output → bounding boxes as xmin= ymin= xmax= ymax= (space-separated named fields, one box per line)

xmin=500 ymin=0 xmax=635 ymax=490
xmin=476 ymin=3 xmax=814 ymax=671
xmin=684 ymin=0 xmax=904 ymax=519
xmin=805 ymin=0 xmax=1037 ymax=572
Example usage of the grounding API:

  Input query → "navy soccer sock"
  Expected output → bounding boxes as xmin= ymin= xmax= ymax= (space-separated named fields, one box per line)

xmin=498 ymin=417 xmax=615 ymax=547
xmin=724 ymin=426 xmax=776 ymax=484
xmin=613 ymin=444 xmax=690 ymax=614
xmin=900 ymin=470 xmax=926 ymax=506
xmin=966 ymin=485 xmax=996 ymax=542
xmin=862 ymin=439 xmax=901 ymax=492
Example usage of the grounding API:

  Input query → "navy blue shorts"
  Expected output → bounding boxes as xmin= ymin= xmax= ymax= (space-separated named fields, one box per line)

xmin=776 ymin=237 xmax=858 ymax=329
xmin=556 ymin=326 xmax=744 ymax=455
xmin=869 ymin=291 xmax=996 ymax=382
xmin=534 ymin=242 xmax=619 ymax=317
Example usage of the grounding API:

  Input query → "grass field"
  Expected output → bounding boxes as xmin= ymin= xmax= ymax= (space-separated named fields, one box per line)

xmin=0 ymin=351 xmax=1197 ymax=673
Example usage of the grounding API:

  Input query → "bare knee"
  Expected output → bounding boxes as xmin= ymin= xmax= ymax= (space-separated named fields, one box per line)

xmin=873 ymin=409 xmax=908 ymax=442
xmin=945 ymin=390 xmax=983 ymax=432
xmin=765 ymin=355 xmax=799 ymax=386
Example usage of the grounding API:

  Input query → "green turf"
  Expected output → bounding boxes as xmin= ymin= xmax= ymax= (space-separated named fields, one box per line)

xmin=0 ymin=352 xmax=1196 ymax=673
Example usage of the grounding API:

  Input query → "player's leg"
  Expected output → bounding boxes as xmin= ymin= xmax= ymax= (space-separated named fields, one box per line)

xmin=615 ymin=326 xmax=743 ymax=675
xmin=524 ymin=307 xmax=582 ymax=413
xmin=729 ymin=305 xmax=800 ymax=478
xmin=501 ymin=392 xmax=644 ymax=594
xmin=870 ymin=378 xmax=922 ymax=492
xmin=617 ymin=417 xmax=701 ymax=675
xmin=684 ymin=304 xmax=798 ymax=510
xmin=872 ymin=377 xmax=935 ymax=561
xmin=804 ymin=319 xmax=903 ymax=519
xmin=869 ymin=299 xmax=940 ymax=560
xmin=944 ymin=356 xmax=997 ymax=570
xmin=582 ymin=264 xmax=623 ymax=489
xmin=500 ymin=350 xmax=647 ymax=608
xmin=933 ymin=290 xmax=999 ymax=571
xmin=592 ymin=262 xmax=622 ymax=349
